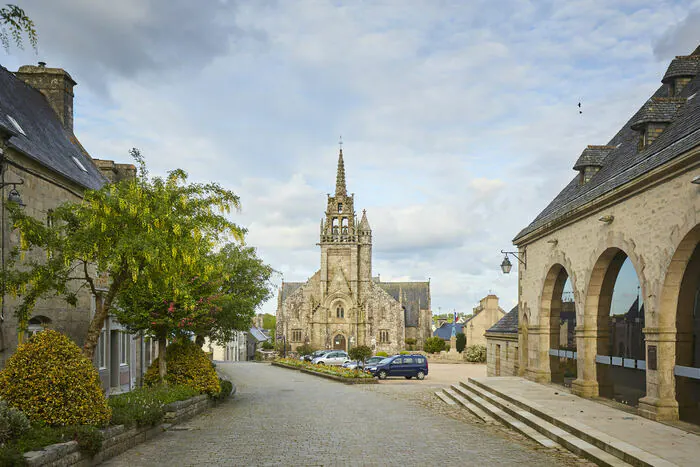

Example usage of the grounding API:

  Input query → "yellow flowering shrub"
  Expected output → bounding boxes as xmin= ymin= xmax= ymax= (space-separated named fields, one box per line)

xmin=144 ymin=340 xmax=220 ymax=395
xmin=0 ymin=330 xmax=111 ymax=426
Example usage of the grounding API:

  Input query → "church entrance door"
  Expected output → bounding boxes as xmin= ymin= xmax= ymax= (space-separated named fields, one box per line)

xmin=333 ymin=334 xmax=346 ymax=350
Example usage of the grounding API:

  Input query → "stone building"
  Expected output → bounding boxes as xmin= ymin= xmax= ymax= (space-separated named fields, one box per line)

xmin=464 ymin=294 xmax=506 ymax=348
xmin=485 ymin=305 xmax=519 ymax=376
xmin=510 ymin=45 xmax=700 ymax=423
xmin=0 ymin=62 xmax=137 ymax=393
xmin=276 ymin=149 xmax=432 ymax=354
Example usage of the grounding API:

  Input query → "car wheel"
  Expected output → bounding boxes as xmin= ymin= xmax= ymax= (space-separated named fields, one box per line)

xmin=317 ymin=361 xmax=324 ymax=365
xmin=378 ymin=370 xmax=387 ymax=380
xmin=405 ymin=376 xmax=412 ymax=379
xmin=416 ymin=371 xmax=425 ymax=380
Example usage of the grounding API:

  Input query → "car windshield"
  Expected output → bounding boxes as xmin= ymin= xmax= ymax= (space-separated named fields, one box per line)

xmin=377 ymin=358 xmax=392 ymax=365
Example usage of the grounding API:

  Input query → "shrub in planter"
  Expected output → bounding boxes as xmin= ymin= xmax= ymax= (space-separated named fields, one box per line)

xmin=144 ymin=340 xmax=220 ymax=395
xmin=375 ymin=351 xmax=388 ymax=357
xmin=464 ymin=344 xmax=487 ymax=363
xmin=212 ymin=378 xmax=233 ymax=402
xmin=0 ymin=399 xmax=30 ymax=444
xmin=295 ymin=343 xmax=315 ymax=356
xmin=456 ymin=333 xmax=466 ymax=353
xmin=261 ymin=340 xmax=274 ymax=350
xmin=348 ymin=345 xmax=372 ymax=363
xmin=423 ymin=336 xmax=446 ymax=354
xmin=65 ymin=425 xmax=103 ymax=456
xmin=0 ymin=330 xmax=111 ymax=426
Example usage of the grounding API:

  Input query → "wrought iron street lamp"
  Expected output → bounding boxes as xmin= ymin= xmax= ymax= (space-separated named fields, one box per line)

xmin=500 ymin=250 xmax=525 ymax=274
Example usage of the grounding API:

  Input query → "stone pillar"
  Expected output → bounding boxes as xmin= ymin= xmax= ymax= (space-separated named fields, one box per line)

xmin=572 ymin=325 xmax=599 ymax=397
xmin=525 ymin=325 xmax=551 ymax=382
xmin=638 ymin=327 xmax=679 ymax=421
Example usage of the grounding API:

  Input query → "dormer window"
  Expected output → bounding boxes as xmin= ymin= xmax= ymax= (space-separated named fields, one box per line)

xmin=662 ymin=55 xmax=699 ymax=96
xmin=630 ymin=97 xmax=686 ymax=151
xmin=573 ymin=145 xmax=613 ymax=185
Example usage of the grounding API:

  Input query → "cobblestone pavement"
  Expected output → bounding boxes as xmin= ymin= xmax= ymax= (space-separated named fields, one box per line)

xmin=102 ymin=362 xmax=593 ymax=467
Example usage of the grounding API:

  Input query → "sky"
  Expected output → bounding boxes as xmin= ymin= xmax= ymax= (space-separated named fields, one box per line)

xmin=2 ymin=0 xmax=699 ymax=316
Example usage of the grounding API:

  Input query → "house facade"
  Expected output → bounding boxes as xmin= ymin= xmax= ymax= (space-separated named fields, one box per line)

xmin=0 ymin=62 xmax=137 ymax=393
xmin=276 ymin=149 xmax=432 ymax=355
xmin=512 ymin=45 xmax=700 ymax=423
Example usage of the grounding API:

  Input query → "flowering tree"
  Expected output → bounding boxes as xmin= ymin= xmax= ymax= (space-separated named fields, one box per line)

xmin=3 ymin=149 xmax=245 ymax=363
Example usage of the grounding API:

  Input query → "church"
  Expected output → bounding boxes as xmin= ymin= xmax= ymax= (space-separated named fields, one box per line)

xmin=276 ymin=148 xmax=432 ymax=355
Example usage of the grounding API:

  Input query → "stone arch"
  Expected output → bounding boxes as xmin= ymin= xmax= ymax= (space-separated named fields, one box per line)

xmin=583 ymin=243 xmax=647 ymax=404
xmin=519 ymin=308 xmax=530 ymax=376
xmin=538 ymin=261 xmax=577 ymax=384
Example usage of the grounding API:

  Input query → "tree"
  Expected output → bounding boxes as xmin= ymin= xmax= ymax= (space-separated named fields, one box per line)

xmin=3 ymin=149 xmax=245 ymax=365
xmin=261 ymin=313 xmax=276 ymax=331
xmin=0 ymin=4 xmax=37 ymax=52
xmin=456 ymin=332 xmax=466 ymax=353
xmin=423 ymin=336 xmax=446 ymax=354
xmin=348 ymin=345 xmax=372 ymax=369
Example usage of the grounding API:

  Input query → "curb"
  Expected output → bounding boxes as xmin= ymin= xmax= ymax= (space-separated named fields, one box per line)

xmin=271 ymin=361 xmax=378 ymax=384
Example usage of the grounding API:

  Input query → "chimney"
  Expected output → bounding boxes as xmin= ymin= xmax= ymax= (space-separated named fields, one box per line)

xmin=15 ymin=62 xmax=77 ymax=133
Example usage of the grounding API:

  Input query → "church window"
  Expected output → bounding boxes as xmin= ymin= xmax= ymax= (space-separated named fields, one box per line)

xmin=379 ymin=329 xmax=389 ymax=343
xmin=336 ymin=306 xmax=344 ymax=318
xmin=292 ymin=329 xmax=303 ymax=342
xmin=332 ymin=217 xmax=339 ymax=234
xmin=338 ymin=203 xmax=343 ymax=213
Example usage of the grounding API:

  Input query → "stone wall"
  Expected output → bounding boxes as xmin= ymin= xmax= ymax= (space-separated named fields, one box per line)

xmin=486 ymin=332 xmax=519 ymax=376
xmin=466 ymin=295 xmax=505 ymax=348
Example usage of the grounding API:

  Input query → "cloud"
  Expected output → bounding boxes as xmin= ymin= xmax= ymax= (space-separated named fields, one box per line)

xmin=653 ymin=8 xmax=700 ymax=60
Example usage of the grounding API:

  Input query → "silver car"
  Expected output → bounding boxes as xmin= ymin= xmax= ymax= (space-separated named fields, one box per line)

xmin=311 ymin=350 xmax=350 ymax=366
xmin=342 ymin=355 xmax=386 ymax=370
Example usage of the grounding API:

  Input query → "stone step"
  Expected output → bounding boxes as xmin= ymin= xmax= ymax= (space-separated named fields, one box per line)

xmin=434 ymin=390 xmax=456 ymax=406
xmin=459 ymin=380 xmax=634 ymax=467
xmin=450 ymin=384 xmax=563 ymax=451
xmin=467 ymin=378 xmax=677 ymax=467
xmin=441 ymin=387 xmax=494 ymax=424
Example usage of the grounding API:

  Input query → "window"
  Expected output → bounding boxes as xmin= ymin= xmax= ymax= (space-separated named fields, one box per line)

xmin=379 ymin=330 xmax=389 ymax=343
xmin=403 ymin=357 xmax=414 ymax=364
xmin=336 ymin=306 xmax=344 ymax=318
xmin=338 ymin=203 xmax=343 ymax=213
xmin=120 ymin=332 xmax=128 ymax=365
xmin=46 ymin=209 xmax=54 ymax=227
xmin=292 ymin=329 xmax=302 ymax=342
xmin=144 ymin=337 xmax=152 ymax=365
xmin=97 ymin=330 xmax=107 ymax=369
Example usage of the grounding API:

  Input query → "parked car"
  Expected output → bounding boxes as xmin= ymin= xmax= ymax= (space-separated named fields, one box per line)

xmin=366 ymin=354 xmax=428 ymax=380
xmin=311 ymin=350 xmax=350 ymax=366
xmin=301 ymin=349 xmax=332 ymax=362
xmin=342 ymin=355 xmax=386 ymax=370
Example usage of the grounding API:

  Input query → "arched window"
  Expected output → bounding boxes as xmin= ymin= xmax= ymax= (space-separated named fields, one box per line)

xmin=27 ymin=316 xmax=51 ymax=338
xmin=338 ymin=203 xmax=343 ymax=213
xmin=336 ymin=305 xmax=344 ymax=318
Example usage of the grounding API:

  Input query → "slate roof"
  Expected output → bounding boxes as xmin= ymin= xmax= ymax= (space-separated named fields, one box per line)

xmin=375 ymin=280 xmax=430 ymax=327
xmin=0 ymin=65 xmax=106 ymax=190
xmin=630 ymin=97 xmax=687 ymax=129
xmin=280 ymin=282 xmax=304 ymax=301
xmin=433 ymin=322 xmax=463 ymax=340
xmin=573 ymin=145 xmax=615 ymax=170
xmin=515 ymin=45 xmax=700 ymax=243
xmin=662 ymin=55 xmax=700 ymax=82
xmin=486 ymin=305 xmax=519 ymax=334
xmin=248 ymin=326 xmax=268 ymax=343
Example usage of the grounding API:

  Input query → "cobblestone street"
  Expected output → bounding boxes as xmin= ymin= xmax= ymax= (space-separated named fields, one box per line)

xmin=103 ymin=362 xmax=589 ymax=466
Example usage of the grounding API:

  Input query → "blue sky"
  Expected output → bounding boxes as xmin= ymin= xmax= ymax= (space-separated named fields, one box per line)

xmin=2 ymin=0 xmax=699 ymax=316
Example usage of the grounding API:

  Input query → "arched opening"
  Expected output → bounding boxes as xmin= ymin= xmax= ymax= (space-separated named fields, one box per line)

xmin=336 ymin=305 xmax=345 ymax=319
xmin=519 ymin=312 xmax=529 ymax=376
xmin=333 ymin=334 xmax=346 ymax=350
xmin=672 ymin=228 xmax=700 ymax=423
xmin=592 ymin=249 xmax=646 ymax=406
xmin=541 ymin=264 xmax=576 ymax=385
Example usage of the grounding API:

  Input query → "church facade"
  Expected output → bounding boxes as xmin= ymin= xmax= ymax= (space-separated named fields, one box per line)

xmin=276 ymin=149 xmax=432 ymax=355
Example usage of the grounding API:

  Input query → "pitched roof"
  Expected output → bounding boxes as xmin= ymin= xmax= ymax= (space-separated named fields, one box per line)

xmin=662 ymin=55 xmax=700 ymax=82
xmin=630 ymin=97 xmax=686 ymax=129
xmin=433 ymin=322 xmax=463 ymax=340
xmin=573 ymin=145 xmax=615 ymax=170
xmin=486 ymin=305 xmax=519 ymax=334
xmin=375 ymin=280 xmax=430 ymax=327
xmin=280 ymin=281 xmax=304 ymax=302
xmin=0 ymin=66 xmax=106 ymax=190
xmin=248 ymin=326 xmax=268 ymax=342
xmin=514 ymin=45 xmax=700 ymax=243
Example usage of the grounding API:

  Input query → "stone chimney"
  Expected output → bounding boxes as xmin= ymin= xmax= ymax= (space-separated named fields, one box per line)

xmin=15 ymin=62 xmax=77 ymax=133
xmin=92 ymin=159 xmax=137 ymax=183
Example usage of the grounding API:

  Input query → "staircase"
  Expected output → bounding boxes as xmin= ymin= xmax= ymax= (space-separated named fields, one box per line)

xmin=435 ymin=378 xmax=676 ymax=467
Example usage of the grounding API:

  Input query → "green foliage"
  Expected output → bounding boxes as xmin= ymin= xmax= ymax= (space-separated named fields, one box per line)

xmin=108 ymin=384 xmax=199 ymax=428
xmin=295 ymin=343 xmax=315 ymax=356
xmin=445 ymin=342 xmax=451 ymax=352
xmin=404 ymin=338 xmax=416 ymax=345
xmin=0 ymin=444 xmax=25 ymax=466
xmin=399 ymin=350 xmax=409 ymax=355
xmin=0 ymin=421 xmax=105 ymax=463
xmin=261 ymin=313 xmax=276 ymax=330
xmin=0 ymin=399 xmax=30 ymax=444
xmin=423 ymin=336 xmax=446 ymax=354
xmin=276 ymin=358 xmax=374 ymax=379
xmin=212 ymin=378 xmax=233 ymax=402
xmin=456 ymin=333 xmax=466 ymax=353
xmin=3 ymin=149 xmax=245 ymax=360
xmin=348 ymin=345 xmax=372 ymax=363
xmin=375 ymin=351 xmax=388 ymax=357
xmin=261 ymin=340 xmax=274 ymax=350
xmin=0 ymin=330 xmax=111 ymax=426
xmin=0 ymin=4 xmax=37 ymax=52
xmin=65 ymin=425 xmax=102 ymax=456
xmin=464 ymin=344 xmax=487 ymax=363
xmin=143 ymin=340 xmax=220 ymax=395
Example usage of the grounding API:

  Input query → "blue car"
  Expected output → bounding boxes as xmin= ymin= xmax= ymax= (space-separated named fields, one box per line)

xmin=366 ymin=354 xmax=429 ymax=380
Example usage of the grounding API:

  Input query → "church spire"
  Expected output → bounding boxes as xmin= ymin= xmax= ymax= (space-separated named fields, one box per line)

xmin=335 ymin=138 xmax=347 ymax=197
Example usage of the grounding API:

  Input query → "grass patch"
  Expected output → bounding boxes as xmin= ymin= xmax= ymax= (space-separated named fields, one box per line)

xmin=108 ymin=385 xmax=200 ymax=428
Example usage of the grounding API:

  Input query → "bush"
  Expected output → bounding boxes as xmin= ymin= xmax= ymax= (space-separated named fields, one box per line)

xmin=423 ymin=336 xmax=446 ymax=354
xmin=261 ymin=341 xmax=274 ymax=350
xmin=295 ymin=343 xmax=315 ymax=356
xmin=109 ymin=384 xmax=200 ymax=428
xmin=348 ymin=345 xmax=372 ymax=363
xmin=375 ymin=351 xmax=388 ymax=357
xmin=445 ymin=342 xmax=451 ymax=352
xmin=456 ymin=333 xmax=466 ymax=353
xmin=65 ymin=425 xmax=103 ymax=456
xmin=0 ymin=330 xmax=111 ymax=427
xmin=404 ymin=338 xmax=416 ymax=346
xmin=143 ymin=340 xmax=220 ymax=395
xmin=464 ymin=344 xmax=487 ymax=363
xmin=0 ymin=400 xmax=30 ymax=444
xmin=399 ymin=350 xmax=409 ymax=355
xmin=213 ymin=378 xmax=234 ymax=402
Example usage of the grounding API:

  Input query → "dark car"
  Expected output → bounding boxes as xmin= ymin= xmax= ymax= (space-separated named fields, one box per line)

xmin=366 ymin=354 xmax=428 ymax=380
